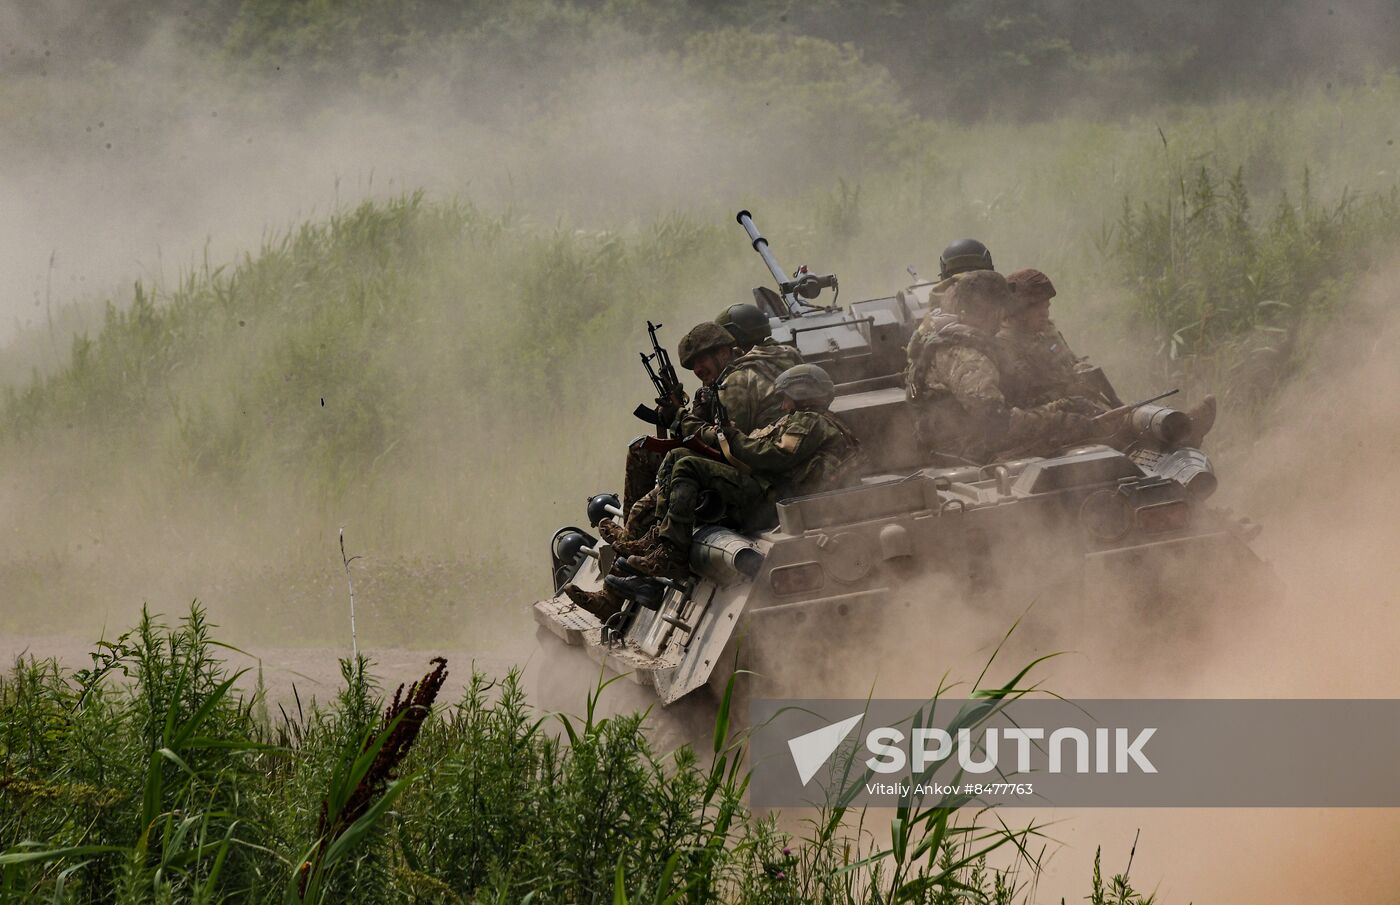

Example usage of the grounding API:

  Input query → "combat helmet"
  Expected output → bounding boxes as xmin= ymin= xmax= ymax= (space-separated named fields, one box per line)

xmin=938 ymin=238 xmax=995 ymax=280
xmin=946 ymin=270 xmax=1013 ymax=322
xmin=715 ymin=303 xmax=773 ymax=349
xmin=679 ymin=321 xmax=738 ymax=368
xmin=774 ymin=363 xmax=836 ymax=409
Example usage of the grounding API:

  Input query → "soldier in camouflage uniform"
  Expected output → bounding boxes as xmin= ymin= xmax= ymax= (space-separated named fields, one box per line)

xmin=912 ymin=239 xmax=998 ymax=345
xmin=1001 ymin=268 xmax=1217 ymax=446
xmin=906 ymin=270 xmax=1098 ymax=464
xmin=605 ymin=322 xmax=740 ymax=545
xmin=621 ymin=364 xmax=862 ymax=581
xmin=610 ymin=318 xmax=800 ymax=541
xmin=671 ymin=304 xmax=804 ymax=446
xmin=567 ymin=324 xmax=805 ymax=619
xmin=999 ymin=268 xmax=1115 ymax=408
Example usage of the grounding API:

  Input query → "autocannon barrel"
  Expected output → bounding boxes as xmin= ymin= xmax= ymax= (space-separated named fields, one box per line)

xmin=736 ymin=210 xmax=790 ymax=290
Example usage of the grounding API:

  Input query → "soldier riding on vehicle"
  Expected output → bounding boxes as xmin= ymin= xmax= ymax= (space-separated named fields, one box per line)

xmin=1001 ymin=267 xmax=1216 ymax=447
xmin=533 ymin=208 xmax=1272 ymax=721
xmin=906 ymin=270 xmax=1099 ymax=464
xmin=616 ymin=363 xmax=861 ymax=587
xmin=1000 ymin=267 xmax=1118 ymax=408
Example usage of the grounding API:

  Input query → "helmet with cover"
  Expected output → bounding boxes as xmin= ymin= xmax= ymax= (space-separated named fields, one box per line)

xmin=773 ymin=363 xmax=837 ymax=409
xmin=947 ymin=270 xmax=1013 ymax=325
xmin=678 ymin=321 xmax=738 ymax=368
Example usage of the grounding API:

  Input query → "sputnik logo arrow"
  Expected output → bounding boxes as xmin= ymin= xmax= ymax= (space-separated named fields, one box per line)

xmin=787 ymin=713 xmax=864 ymax=785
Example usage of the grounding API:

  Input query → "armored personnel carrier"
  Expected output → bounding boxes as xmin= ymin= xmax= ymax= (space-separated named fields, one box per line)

xmin=533 ymin=212 xmax=1270 ymax=713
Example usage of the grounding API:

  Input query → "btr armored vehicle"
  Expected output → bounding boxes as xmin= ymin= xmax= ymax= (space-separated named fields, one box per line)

xmin=533 ymin=212 xmax=1270 ymax=714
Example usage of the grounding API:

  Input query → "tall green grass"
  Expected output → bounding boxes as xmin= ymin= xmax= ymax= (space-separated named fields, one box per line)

xmin=0 ymin=606 xmax=1157 ymax=904
xmin=1116 ymin=165 xmax=1400 ymax=409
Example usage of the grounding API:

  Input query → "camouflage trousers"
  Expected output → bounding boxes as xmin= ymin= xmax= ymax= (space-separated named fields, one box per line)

xmin=654 ymin=450 xmax=766 ymax=552
xmin=625 ymin=487 xmax=661 ymax=540
xmin=622 ymin=442 xmax=663 ymax=515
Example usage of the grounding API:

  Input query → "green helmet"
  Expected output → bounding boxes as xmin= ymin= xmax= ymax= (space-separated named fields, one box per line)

xmin=947 ymin=270 xmax=1012 ymax=320
xmin=678 ymin=321 xmax=737 ymax=368
xmin=715 ymin=303 xmax=773 ymax=348
xmin=774 ymin=363 xmax=836 ymax=409
xmin=938 ymin=238 xmax=994 ymax=280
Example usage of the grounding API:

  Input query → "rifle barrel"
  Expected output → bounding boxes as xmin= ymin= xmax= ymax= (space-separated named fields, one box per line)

xmin=1093 ymin=388 xmax=1179 ymax=421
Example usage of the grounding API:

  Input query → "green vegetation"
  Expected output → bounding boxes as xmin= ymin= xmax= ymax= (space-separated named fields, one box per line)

xmin=13 ymin=0 xmax=1398 ymax=122
xmin=0 ymin=606 xmax=1159 ymax=904
xmin=1116 ymin=165 xmax=1400 ymax=407
xmin=4 ymin=4 xmax=1395 ymax=900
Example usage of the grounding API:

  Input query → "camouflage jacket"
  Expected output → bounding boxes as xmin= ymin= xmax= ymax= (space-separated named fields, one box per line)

xmin=905 ymin=313 xmax=1089 ymax=464
xmin=723 ymin=409 xmax=863 ymax=497
xmin=997 ymin=322 xmax=1083 ymax=406
xmin=674 ymin=340 xmax=803 ymax=443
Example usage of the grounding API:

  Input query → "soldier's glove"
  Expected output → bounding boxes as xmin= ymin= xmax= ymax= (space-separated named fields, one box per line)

xmin=691 ymin=386 xmax=717 ymax=420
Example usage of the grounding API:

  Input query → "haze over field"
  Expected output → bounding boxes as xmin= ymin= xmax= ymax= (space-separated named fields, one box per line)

xmin=4 ymin=2 xmax=1400 ymax=901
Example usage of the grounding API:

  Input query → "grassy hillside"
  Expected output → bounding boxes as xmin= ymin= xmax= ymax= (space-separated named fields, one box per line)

xmin=5 ymin=73 xmax=1400 ymax=644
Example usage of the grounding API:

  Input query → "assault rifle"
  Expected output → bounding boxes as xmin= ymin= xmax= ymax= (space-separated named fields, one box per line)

xmin=632 ymin=320 xmax=688 ymax=437
xmin=633 ymin=381 xmax=731 ymax=465
xmin=634 ymin=434 xmax=727 ymax=464
xmin=998 ymin=388 xmax=1181 ymax=460
xmin=1091 ymin=388 xmax=1179 ymax=421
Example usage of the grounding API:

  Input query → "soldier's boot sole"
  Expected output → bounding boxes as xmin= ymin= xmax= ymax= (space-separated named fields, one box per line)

xmin=561 ymin=584 xmax=626 ymax=622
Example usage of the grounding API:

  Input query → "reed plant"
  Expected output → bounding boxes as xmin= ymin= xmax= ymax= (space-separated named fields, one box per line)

xmin=0 ymin=605 xmax=1157 ymax=904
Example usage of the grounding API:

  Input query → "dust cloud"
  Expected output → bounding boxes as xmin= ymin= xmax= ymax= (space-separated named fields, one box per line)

xmin=0 ymin=15 xmax=900 ymax=353
xmin=0 ymin=7 xmax=905 ymax=649
xmin=835 ymin=262 xmax=1400 ymax=902
xmin=5 ymin=5 xmax=1400 ymax=900
xmin=742 ymin=259 xmax=1400 ymax=900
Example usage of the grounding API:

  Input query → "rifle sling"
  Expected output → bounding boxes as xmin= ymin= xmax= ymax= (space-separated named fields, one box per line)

xmin=718 ymin=430 xmax=752 ymax=474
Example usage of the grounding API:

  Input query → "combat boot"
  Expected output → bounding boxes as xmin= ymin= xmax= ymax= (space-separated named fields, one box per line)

xmin=1182 ymin=394 xmax=1217 ymax=447
xmin=604 ymin=574 xmax=667 ymax=611
xmin=596 ymin=519 xmax=626 ymax=545
xmin=612 ymin=525 xmax=659 ymax=558
xmin=561 ymin=584 xmax=626 ymax=622
xmin=624 ymin=537 xmax=691 ymax=582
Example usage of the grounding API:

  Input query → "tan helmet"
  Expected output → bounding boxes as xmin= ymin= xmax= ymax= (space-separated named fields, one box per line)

xmin=947 ymin=270 xmax=1013 ymax=320
xmin=1006 ymin=268 xmax=1057 ymax=312
xmin=678 ymin=321 xmax=737 ymax=368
